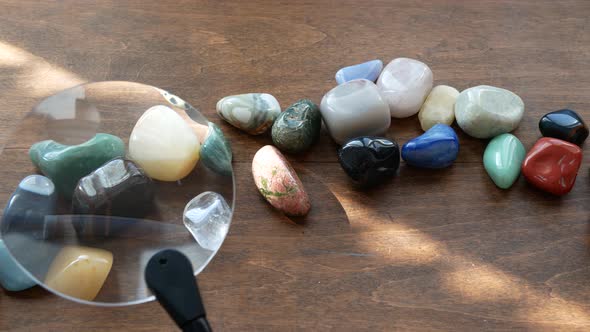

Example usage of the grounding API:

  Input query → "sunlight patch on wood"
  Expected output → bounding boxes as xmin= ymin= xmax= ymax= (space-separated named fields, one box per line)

xmin=0 ymin=40 xmax=85 ymax=98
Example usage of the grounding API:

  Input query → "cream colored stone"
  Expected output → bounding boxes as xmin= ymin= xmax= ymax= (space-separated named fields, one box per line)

xmin=418 ymin=85 xmax=460 ymax=131
xmin=44 ymin=246 xmax=113 ymax=301
xmin=455 ymin=85 xmax=525 ymax=139
xmin=129 ymin=105 xmax=201 ymax=181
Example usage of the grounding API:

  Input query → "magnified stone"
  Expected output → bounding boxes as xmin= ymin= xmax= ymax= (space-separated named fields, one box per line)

xmin=0 ymin=175 xmax=57 ymax=291
xmin=183 ymin=191 xmax=231 ymax=251
xmin=0 ymin=239 xmax=36 ymax=291
xmin=29 ymin=134 xmax=125 ymax=198
xmin=129 ymin=105 xmax=201 ymax=181
xmin=157 ymin=88 xmax=233 ymax=176
xmin=44 ymin=245 xmax=113 ymax=301
xmin=73 ymin=158 xmax=155 ymax=217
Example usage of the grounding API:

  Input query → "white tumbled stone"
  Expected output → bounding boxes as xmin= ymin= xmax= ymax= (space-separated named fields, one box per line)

xmin=320 ymin=79 xmax=391 ymax=145
xmin=418 ymin=85 xmax=460 ymax=131
xmin=455 ymin=85 xmax=525 ymax=139
xmin=377 ymin=58 xmax=433 ymax=118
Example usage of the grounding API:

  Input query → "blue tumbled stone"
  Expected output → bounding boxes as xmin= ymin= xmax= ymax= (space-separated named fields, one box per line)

xmin=0 ymin=175 xmax=57 ymax=291
xmin=335 ymin=59 xmax=383 ymax=85
xmin=401 ymin=124 xmax=460 ymax=168
xmin=0 ymin=239 xmax=36 ymax=291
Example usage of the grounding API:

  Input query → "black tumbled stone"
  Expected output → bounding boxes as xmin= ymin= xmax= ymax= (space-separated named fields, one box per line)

xmin=73 ymin=158 xmax=155 ymax=217
xmin=539 ymin=109 xmax=588 ymax=145
xmin=338 ymin=136 xmax=400 ymax=187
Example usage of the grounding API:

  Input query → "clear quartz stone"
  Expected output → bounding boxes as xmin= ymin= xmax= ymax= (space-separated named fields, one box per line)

xmin=183 ymin=191 xmax=231 ymax=251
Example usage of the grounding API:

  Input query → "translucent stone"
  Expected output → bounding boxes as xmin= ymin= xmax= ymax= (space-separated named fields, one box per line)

xmin=44 ymin=246 xmax=113 ymax=301
xmin=377 ymin=58 xmax=433 ymax=118
xmin=129 ymin=105 xmax=201 ymax=181
xmin=183 ymin=192 xmax=231 ymax=251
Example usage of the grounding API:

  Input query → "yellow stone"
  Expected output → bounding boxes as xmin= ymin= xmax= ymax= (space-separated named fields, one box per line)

xmin=129 ymin=105 xmax=201 ymax=181
xmin=44 ymin=246 xmax=113 ymax=301
xmin=418 ymin=85 xmax=459 ymax=131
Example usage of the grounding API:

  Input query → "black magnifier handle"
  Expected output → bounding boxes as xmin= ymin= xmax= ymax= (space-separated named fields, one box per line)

xmin=145 ymin=249 xmax=212 ymax=332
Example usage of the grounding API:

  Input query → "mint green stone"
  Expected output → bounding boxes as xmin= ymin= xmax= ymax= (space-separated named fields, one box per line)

xmin=29 ymin=133 xmax=125 ymax=198
xmin=201 ymin=122 xmax=233 ymax=176
xmin=483 ymin=133 xmax=525 ymax=189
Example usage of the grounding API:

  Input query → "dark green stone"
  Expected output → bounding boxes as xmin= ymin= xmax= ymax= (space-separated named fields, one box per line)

xmin=271 ymin=99 xmax=322 ymax=154
xmin=29 ymin=133 xmax=126 ymax=198
xmin=201 ymin=122 xmax=233 ymax=176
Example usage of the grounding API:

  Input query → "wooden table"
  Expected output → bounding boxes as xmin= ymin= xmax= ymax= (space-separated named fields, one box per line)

xmin=1 ymin=1 xmax=589 ymax=330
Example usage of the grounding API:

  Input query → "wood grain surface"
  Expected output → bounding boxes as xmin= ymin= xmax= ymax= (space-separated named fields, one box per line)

xmin=1 ymin=0 xmax=590 ymax=331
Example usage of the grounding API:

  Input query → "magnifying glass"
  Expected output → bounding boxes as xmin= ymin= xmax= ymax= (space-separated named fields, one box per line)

xmin=0 ymin=82 xmax=234 ymax=328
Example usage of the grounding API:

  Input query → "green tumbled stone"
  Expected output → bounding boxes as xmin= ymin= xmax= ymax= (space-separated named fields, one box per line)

xmin=483 ymin=133 xmax=525 ymax=189
xmin=271 ymin=99 xmax=322 ymax=154
xmin=201 ymin=122 xmax=233 ymax=176
xmin=29 ymin=133 xmax=126 ymax=198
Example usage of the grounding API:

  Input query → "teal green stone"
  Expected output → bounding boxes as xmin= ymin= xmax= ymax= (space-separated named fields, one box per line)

xmin=201 ymin=122 xmax=233 ymax=176
xmin=483 ymin=133 xmax=525 ymax=189
xmin=29 ymin=133 xmax=126 ymax=198
xmin=271 ymin=99 xmax=322 ymax=154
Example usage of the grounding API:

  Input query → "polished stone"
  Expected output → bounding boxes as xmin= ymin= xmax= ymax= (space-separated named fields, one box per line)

xmin=338 ymin=136 xmax=400 ymax=187
xmin=320 ymin=79 xmax=390 ymax=144
xmin=252 ymin=145 xmax=311 ymax=216
xmin=401 ymin=124 xmax=459 ymax=168
xmin=129 ymin=105 xmax=200 ymax=181
xmin=483 ymin=134 xmax=525 ymax=189
xmin=521 ymin=137 xmax=582 ymax=195
xmin=377 ymin=58 xmax=433 ymax=118
xmin=539 ymin=109 xmax=588 ymax=146
xmin=201 ymin=122 xmax=233 ymax=176
xmin=1 ymin=175 xmax=57 ymax=291
xmin=0 ymin=239 xmax=36 ymax=291
xmin=183 ymin=191 xmax=231 ymax=251
xmin=73 ymin=158 xmax=155 ymax=217
xmin=29 ymin=134 xmax=125 ymax=198
xmin=159 ymin=91 xmax=233 ymax=175
xmin=418 ymin=85 xmax=459 ymax=131
xmin=335 ymin=59 xmax=383 ymax=85
xmin=455 ymin=85 xmax=524 ymax=139
xmin=2 ymin=174 xmax=57 ymax=237
xmin=44 ymin=245 xmax=113 ymax=301
xmin=216 ymin=93 xmax=281 ymax=135
xmin=271 ymin=99 xmax=322 ymax=154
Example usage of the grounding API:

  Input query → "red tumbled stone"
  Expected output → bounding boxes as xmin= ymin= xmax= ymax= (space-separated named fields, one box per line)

xmin=521 ymin=137 xmax=582 ymax=195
